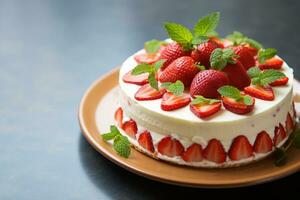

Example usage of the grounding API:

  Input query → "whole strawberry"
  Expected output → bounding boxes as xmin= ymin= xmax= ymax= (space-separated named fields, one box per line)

xmin=190 ymin=40 xmax=219 ymax=68
xmin=232 ymin=45 xmax=256 ymax=70
xmin=159 ymin=42 xmax=189 ymax=70
xmin=159 ymin=56 xmax=199 ymax=87
xmin=190 ymin=69 xmax=229 ymax=98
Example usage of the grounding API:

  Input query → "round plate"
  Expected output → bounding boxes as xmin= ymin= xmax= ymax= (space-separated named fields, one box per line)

xmin=78 ymin=68 xmax=300 ymax=188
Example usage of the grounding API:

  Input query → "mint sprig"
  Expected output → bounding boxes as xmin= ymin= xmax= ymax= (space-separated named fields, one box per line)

xmin=274 ymin=128 xmax=300 ymax=166
xmin=161 ymin=80 xmax=184 ymax=96
xmin=247 ymin=67 xmax=286 ymax=86
xmin=194 ymin=12 xmax=220 ymax=37
xmin=144 ymin=39 xmax=167 ymax=54
xmin=131 ymin=59 xmax=166 ymax=90
xmin=210 ymin=48 xmax=238 ymax=70
xmin=102 ymin=125 xmax=131 ymax=158
xmin=226 ymin=31 xmax=263 ymax=50
xmin=258 ymin=48 xmax=277 ymax=64
xmin=218 ymin=85 xmax=253 ymax=105
xmin=191 ymin=95 xmax=220 ymax=105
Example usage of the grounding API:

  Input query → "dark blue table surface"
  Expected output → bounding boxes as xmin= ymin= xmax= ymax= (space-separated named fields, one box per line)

xmin=1 ymin=0 xmax=300 ymax=199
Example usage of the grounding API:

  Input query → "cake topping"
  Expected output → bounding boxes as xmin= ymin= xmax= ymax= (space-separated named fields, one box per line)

xmin=190 ymin=95 xmax=221 ymax=118
xmin=226 ymin=31 xmax=263 ymax=50
xmin=161 ymin=92 xmax=191 ymax=111
xmin=134 ymin=84 xmax=166 ymax=101
xmin=122 ymin=70 xmax=149 ymax=85
xmin=231 ymin=45 xmax=256 ymax=70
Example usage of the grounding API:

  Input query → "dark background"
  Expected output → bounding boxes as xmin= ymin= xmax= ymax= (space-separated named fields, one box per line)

xmin=1 ymin=0 xmax=300 ymax=199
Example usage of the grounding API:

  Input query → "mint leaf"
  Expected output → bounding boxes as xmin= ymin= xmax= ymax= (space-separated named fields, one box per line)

xmin=274 ymin=147 xmax=287 ymax=166
xmin=148 ymin=72 xmax=158 ymax=90
xmin=153 ymin=59 xmax=166 ymax=71
xmin=164 ymin=22 xmax=193 ymax=50
xmin=160 ymin=82 xmax=172 ymax=88
xmin=113 ymin=135 xmax=131 ymax=158
xmin=161 ymin=80 xmax=184 ymax=96
xmin=259 ymin=69 xmax=285 ymax=86
xmin=191 ymin=35 xmax=208 ymax=45
xmin=206 ymin=30 xmax=219 ymax=38
xmin=210 ymin=48 xmax=237 ymax=70
xmin=258 ymin=48 xmax=277 ymax=64
xmin=243 ymin=95 xmax=253 ymax=105
xmin=131 ymin=63 xmax=153 ymax=75
xmin=102 ymin=125 xmax=120 ymax=141
xmin=191 ymin=95 xmax=220 ymax=105
xmin=144 ymin=40 xmax=166 ymax=53
xmin=226 ymin=31 xmax=263 ymax=50
xmin=195 ymin=64 xmax=206 ymax=71
xmin=245 ymin=38 xmax=263 ymax=49
xmin=194 ymin=12 xmax=220 ymax=37
xmin=247 ymin=67 xmax=261 ymax=78
xmin=218 ymin=85 xmax=242 ymax=100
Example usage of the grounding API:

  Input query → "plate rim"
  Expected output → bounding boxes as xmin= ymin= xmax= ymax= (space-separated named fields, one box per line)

xmin=78 ymin=68 xmax=300 ymax=188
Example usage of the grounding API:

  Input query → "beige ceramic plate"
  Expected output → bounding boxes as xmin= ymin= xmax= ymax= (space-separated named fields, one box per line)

xmin=78 ymin=68 xmax=300 ymax=188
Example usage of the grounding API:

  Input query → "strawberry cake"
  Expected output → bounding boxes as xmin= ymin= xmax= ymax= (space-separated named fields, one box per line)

xmin=111 ymin=13 xmax=296 ymax=168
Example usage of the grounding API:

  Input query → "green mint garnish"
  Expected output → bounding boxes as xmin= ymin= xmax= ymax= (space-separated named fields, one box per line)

xmin=274 ymin=128 xmax=300 ymax=166
xmin=102 ymin=125 xmax=131 ymax=158
xmin=217 ymin=85 xmax=253 ymax=105
xmin=144 ymin=39 xmax=167 ymax=54
xmin=191 ymin=95 xmax=220 ymax=105
xmin=226 ymin=31 xmax=263 ymax=50
xmin=164 ymin=22 xmax=194 ymax=51
xmin=247 ymin=67 xmax=286 ymax=86
xmin=160 ymin=80 xmax=184 ymax=96
xmin=258 ymin=48 xmax=277 ymax=64
xmin=194 ymin=12 xmax=220 ymax=37
xmin=210 ymin=48 xmax=238 ymax=70
xmin=131 ymin=59 xmax=166 ymax=90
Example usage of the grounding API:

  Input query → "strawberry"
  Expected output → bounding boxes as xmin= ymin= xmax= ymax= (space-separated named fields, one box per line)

xmin=244 ymin=85 xmax=274 ymax=101
xmin=182 ymin=143 xmax=203 ymax=162
xmin=159 ymin=56 xmax=199 ymax=87
xmin=232 ymin=45 xmax=256 ymax=70
xmin=190 ymin=40 xmax=219 ymax=68
xmin=270 ymin=77 xmax=289 ymax=86
xmin=223 ymin=60 xmax=251 ymax=90
xmin=159 ymin=42 xmax=189 ymax=70
xmin=209 ymin=37 xmax=226 ymax=48
xmin=134 ymin=52 xmax=160 ymax=64
xmin=134 ymin=84 xmax=166 ymax=101
xmin=122 ymin=70 xmax=148 ymax=85
xmin=253 ymin=131 xmax=273 ymax=153
xmin=138 ymin=130 xmax=154 ymax=153
xmin=190 ymin=102 xmax=221 ymax=118
xmin=157 ymin=136 xmax=184 ymax=157
xmin=190 ymin=70 xmax=229 ymax=98
xmin=122 ymin=119 xmax=138 ymax=138
xmin=114 ymin=107 xmax=123 ymax=127
xmin=243 ymin=44 xmax=258 ymax=57
xmin=273 ymin=123 xmax=287 ymax=146
xmin=203 ymin=139 xmax=226 ymax=163
xmin=285 ymin=112 xmax=294 ymax=134
xmin=161 ymin=92 xmax=191 ymax=111
xmin=258 ymin=57 xmax=283 ymax=70
xmin=228 ymin=135 xmax=253 ymax=161
xmin=222 ymin=95 xmax=255 ymax=115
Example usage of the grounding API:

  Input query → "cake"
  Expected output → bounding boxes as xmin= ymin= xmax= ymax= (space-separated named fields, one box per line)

xmin=109 ymin=12 xmax=296 ymax=168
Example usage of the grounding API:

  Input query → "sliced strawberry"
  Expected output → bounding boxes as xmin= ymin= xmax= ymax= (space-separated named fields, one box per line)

xmin=134 ymin=84 xmax=166 ymax=101
xmin=232 ymin=45 xmax=256 ymax=70
xmin=182 ymin=143 xmax=203 ymax=162
xmin=228 ymin=135 xmax=253 ymax=161
xmin=244 ymin=85 xmax=274 ymax=101
xmin=161 ymin=92 xmax=191 ymax=111
xmin=203 ymin=139 xmax=226 ymax=164
xmin=159 ymin=42 xmax=189 ymax=70
xmin=138 ymin=130 xmax=154 ymax=153
xmin=258 ymin=57 xmax=283 ymax=70
xmin=190 ymin=102 xmax=221 ymax=118
xmin=157 ymin=136 xmax=184 ymax=157
xmin=122 ymin=119 xmax=138 ymax=138
xmin=222 ymin=95 xmax=255 ymax=115
xmin=273 ymin=123 xmax=287 ymax=146
xmin=134 ymin=52 xmax=160 ymax=64
xmin=190 ymin=70 xmax=229 ymax=99
xmin=253 ymin=131 xmax=273 ymax=153
xmin=285 ymin=112 xmax=294 ymax=134
xmin=270 ymin=77 xmax=289 ymax=86
xmin=190 ymin=40 xmax=219 ymax=68
xmin=114 ymin=107 xmax=123 ymax=127
xmin=159 ymin=56 xmax=199 ymax=87
xmin=122 ymin=70 xmax=148 ymax=85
